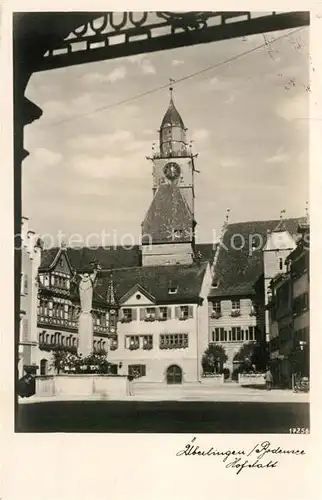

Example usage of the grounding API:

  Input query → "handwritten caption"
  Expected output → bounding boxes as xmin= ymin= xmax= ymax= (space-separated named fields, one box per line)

xmin=176 ymin=438 xmax=305 ymax=475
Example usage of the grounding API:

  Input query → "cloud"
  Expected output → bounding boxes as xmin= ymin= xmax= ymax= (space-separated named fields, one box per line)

xmin=128 ymin=56 xmax=156 ymax=75
xmin=81 ymin=66 xmax=127 ymax=85
xmin=276 ymin=94 xmax=308 ymax=122
xmin=70 ymin=153 xmax=146 ymax=180
xmin=172 ymin=59 xmax=184 ymax=66
xmin=191 ymin=129 xmax=210 ymax=141
xmin=67 ymin=130 xmax=133 ymax=151
xmin=265 ymin=148 xmax=290 ymax=164
xmin=141 ymin=59 xmax=156 ymax=75
xmin=32 ymin=148 xmax=63 ymax=166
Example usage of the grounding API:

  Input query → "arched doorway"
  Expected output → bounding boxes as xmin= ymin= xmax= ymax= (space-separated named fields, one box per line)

xmin=40 ymin=359 xmax=48 ymax=376
xmin=166 ymin=365 xmax=182 ymax=384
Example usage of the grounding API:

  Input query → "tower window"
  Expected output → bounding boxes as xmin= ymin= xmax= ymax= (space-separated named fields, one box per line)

xmin=279 ymin=257 xmax=283 ymax=271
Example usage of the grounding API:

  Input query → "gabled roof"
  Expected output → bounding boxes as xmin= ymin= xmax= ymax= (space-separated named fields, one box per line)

xmin=141 ymin=183 xmax=193 ymax=244
xmin=209 ymin=217 xmax=304 ymax=298
xmin=94 ymin=262 xmax=209 ymax=305
xmin=119 ymin=283 xmax=156 ymax=305
xmin=39 ymin=247 xmax=74 ymax=273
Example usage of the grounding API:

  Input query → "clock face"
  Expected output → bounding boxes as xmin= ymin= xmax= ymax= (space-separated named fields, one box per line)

xmin=163 ymin=162 xmax=181 ymax=180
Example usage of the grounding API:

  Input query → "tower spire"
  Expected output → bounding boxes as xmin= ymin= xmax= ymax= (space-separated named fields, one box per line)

xmin=169 ymin=78 xmax=175 ymax=100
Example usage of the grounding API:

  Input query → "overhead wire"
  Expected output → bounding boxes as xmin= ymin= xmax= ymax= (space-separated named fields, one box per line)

xmin=38 ymin=26 xmax=306 ymax=130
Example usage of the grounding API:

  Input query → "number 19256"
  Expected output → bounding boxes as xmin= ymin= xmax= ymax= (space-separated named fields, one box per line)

xmin=289 ymin=428 xmax=310 ymax=434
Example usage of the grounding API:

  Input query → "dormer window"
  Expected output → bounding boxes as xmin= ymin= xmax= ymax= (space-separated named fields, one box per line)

xmin=168 ymin=281 xmax=178 ymax=294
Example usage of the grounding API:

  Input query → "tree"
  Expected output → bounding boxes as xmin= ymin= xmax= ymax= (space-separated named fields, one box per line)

xmin=234 ymin=341 xmax=268 ymax=372
xmin=202 ymin=344 xmax=228 ymax=374
xmin=51 ymin=348 xmax=68 ymax=374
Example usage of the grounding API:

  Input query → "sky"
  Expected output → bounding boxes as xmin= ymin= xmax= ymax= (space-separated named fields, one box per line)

xmin=23 ymin=23 xmax=310 ymax=247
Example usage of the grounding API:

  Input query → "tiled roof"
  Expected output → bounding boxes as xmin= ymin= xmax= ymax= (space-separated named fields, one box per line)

xmin=141 ymin=183 xmax=193 ymax=244
xmin=94 ymin=262 xmax=209 ymax=305
xmin=209 ymin=217 xmax=305 ymax=298
xmin=40 ymin=243 xmax=215 ymax=272
xmin=40 ymin=246 xmax=141 ymax=272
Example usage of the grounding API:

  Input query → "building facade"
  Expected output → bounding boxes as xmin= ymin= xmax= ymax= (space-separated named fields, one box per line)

xmin=267 ymin=221 xmax=310 ymax=385
xmin=35 ymin=246 xmax=111 ymax=375
xmin=208 ymin=217 xmax=304 ymax=376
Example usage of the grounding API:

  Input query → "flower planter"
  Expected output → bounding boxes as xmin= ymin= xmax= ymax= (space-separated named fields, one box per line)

xmin=210 ymin=312 xmax=221 ymax=319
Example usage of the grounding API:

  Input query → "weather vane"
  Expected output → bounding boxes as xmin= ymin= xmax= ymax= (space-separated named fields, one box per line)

xmin=169 ymin=78 xmax=175 ymax=97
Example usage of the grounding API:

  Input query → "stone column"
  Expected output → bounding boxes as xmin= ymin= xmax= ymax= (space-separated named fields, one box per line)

xmin=78 ymin=313 xmax=94 ymax=357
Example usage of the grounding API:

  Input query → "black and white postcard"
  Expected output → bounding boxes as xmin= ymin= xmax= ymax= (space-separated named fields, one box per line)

xmin=0 ymin=2 xmax=321 ymax=499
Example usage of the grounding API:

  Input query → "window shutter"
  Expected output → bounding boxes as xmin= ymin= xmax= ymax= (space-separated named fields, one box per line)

xmin=155 ymin=307 xmax=161 ymax=319
xmin=140 ymin=308 xmax=146 ymax=320
xmin=167 ymin=307 xmax=172 ymax=319
xmin=188 ymin=306 xmax=193 ymax=318
xmin=142 ymin=365 xmax=146 ymax=377
xmin=132 ymin=308 xmax=137 ymax=320
xmin=175 ymin=307 xmax=180 ymax=319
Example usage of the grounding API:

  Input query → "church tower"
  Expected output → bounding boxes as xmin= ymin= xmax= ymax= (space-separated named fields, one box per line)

xmin=141 ymin=85 xmax=197 ymax=266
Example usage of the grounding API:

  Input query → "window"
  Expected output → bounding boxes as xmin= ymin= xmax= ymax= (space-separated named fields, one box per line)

xmin=236 ymin=327 xmax=242 ymax=341
xmin=122 ymin=308 xmax=133 ymax=322
xmin=51 ymin=334 xmax=55 ymax=344
xmin=279 ymin=257 xmax=283 ymax=271
xmin=169 ymin=282 xmax=178 ymax=294
xmin=128 ymin=364 xmax=146 ymax=379
xmin=212 ymin=328 xmax=224 ymax=342
xmin=176 ymin=305 xmax=193 ymax=320
xmin=159 ymin=334 xmax=188 ymax=349
xmin=142 ymin=335 xmax=153 ymax=350
xmin=146 ymin=307 xmax=156 ymax=320
xmin=158 ymin=307 xmax=169 ymax=320
xmin=40 ymin=359 xmax=48 ymax=376
xmin=232 ymin=300 xmax=240 ymax=310
xmin=249 ymin=326 xmax=255 ymax=341
xmin=23 ymin=274 xmax=28 ymax=295
xmin=232 ymin=327 xmax=236 ymax=341
xmin=125 ymin=335 xmax=140 ymax=350
xmin=212 ymin=301 xmax=221 ymax=313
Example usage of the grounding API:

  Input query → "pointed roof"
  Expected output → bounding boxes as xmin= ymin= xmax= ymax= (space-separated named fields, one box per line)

xmin=160 ymin=96 xmax=185 ymax=129
xmin=141 ymin=183 xmax=193 ymax=244
xmin=106 ymin=275 xmax=118 ymax=307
